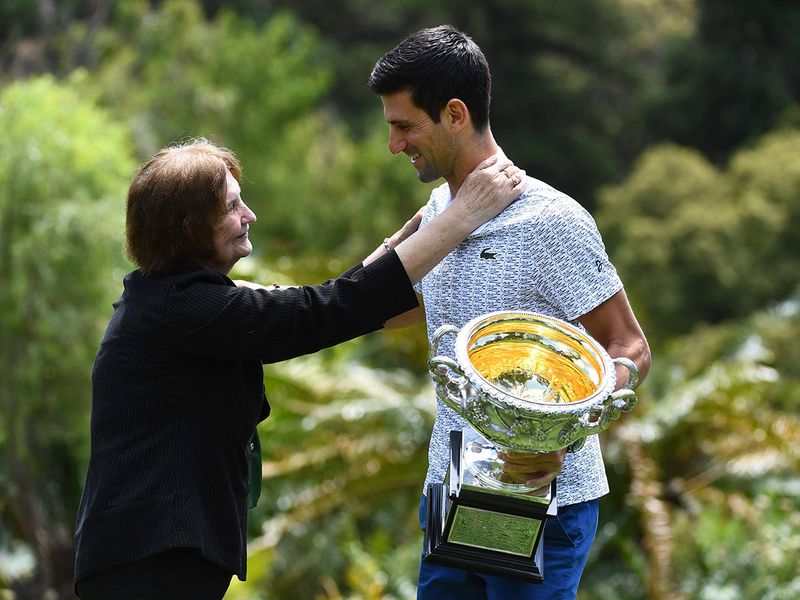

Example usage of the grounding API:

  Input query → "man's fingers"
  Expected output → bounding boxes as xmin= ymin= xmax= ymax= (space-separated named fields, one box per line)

xmin=525 ymin=471 xmax=557 ymax=490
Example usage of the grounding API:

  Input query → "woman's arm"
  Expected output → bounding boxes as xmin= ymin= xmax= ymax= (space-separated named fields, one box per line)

xmin=365 ymin=155 xmax=525 ymax=283
xmin=383 ymin=302 xmax=425 ymax=329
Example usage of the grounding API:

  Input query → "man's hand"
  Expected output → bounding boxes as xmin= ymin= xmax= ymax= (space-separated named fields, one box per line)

xmin=498 ymin=448 xmax=567 ymax=495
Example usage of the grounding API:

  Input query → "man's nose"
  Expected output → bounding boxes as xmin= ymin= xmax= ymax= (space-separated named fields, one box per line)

xmin=388 ymin=129 xmax=406 ymax=155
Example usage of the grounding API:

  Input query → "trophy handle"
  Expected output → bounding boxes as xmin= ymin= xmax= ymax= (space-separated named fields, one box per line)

xmin=612 ymin=356 xmax=639 ymax=390
xmin=578 ymin=388 xmax=638 ymax=437
xmin=577 ymin=358 xmax=640 ymax=435
xmin=428 ymin=325 xmax=470 ymax=417
xmin=428 ymin=324 xmax=460 ymax=363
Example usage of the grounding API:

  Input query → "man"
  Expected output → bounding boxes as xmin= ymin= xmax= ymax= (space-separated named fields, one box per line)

xmin=369 ymin=25 xmax=651 ymax=600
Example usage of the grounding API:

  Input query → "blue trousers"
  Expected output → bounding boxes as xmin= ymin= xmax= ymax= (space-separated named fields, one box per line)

xmin=417 ymin=495 xmax=598 ymax=600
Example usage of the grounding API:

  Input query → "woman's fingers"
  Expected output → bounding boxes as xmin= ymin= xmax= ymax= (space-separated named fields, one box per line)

xmin=475 ymin=154 xmax=500 ymax=170
xmin=448 ymin=153 xmax=527 ymax=231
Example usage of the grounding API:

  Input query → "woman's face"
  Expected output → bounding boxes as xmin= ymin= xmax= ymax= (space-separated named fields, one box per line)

xmin=203 ymin=168 xmax=257 ymax=274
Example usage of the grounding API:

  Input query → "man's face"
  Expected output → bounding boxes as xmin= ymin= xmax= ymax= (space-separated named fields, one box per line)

xmin=380 ymin=89 xmax=458 ymax=183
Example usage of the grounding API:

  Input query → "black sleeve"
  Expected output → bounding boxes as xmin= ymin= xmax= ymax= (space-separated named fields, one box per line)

xmin=165 ymin=251 xmax=419 ymax=363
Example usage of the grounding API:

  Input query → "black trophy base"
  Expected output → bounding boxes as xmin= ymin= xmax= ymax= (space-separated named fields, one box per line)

xmin=422 ymin=429 xmax=557 ymax=583
xmin=424 ymin=481 xmax=545 ymax=583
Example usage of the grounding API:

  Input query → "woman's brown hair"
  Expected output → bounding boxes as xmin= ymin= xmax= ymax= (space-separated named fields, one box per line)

xmin=125 ymin=138 xmax=242 ymax=274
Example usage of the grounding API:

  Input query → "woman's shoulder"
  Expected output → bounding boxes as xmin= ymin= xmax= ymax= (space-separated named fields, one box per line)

xmin=123 ymin=265 xmax=229 ymax=292
xmin=120 ymin=266 xmax=234 ymax=325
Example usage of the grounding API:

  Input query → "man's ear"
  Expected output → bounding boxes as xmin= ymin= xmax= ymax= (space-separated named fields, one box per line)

xmin=443 ymin=98 xmax=471 ymax=133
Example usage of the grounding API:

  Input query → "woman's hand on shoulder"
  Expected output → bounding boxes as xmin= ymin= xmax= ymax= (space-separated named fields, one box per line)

xmin=450 ymin=154 xmax=527 ymax=228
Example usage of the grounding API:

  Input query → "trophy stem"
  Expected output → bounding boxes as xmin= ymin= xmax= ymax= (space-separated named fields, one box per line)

xmin=463 ymin=431 xmax=549 ymax=495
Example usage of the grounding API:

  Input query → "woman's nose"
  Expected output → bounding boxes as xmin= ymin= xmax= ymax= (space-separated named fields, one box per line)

xmin=242 ymin=201 xmax=257 ymax=223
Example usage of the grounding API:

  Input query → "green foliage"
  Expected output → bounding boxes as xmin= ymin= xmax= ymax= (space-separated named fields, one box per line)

xmin=597 ymin=144 xmax=732 ymax=338
xmin=597 ymin=130 xmax=800 ymax=342
xmin=727 ymin=130 xmax=800 ymax=304
xmin=586 ymin=297 xmax=800 ymax=599
xmin=90 ymin=1 xmax=329 ymax=153
xmin=641 ymin=0 xmax=800 ymax=162
xmin=2 ymin=2 xmax=800 ymax=598
xmin=0 ymin=74 xmax=133 ymax=594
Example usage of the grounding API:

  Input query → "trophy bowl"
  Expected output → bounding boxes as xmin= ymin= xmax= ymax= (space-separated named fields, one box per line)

xmin=429 ymin=311 xmax=638 ymax=490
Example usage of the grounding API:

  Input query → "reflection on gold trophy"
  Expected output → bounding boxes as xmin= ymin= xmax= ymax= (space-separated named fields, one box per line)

xmin=468 ymin=318 xmax=601 ymax=405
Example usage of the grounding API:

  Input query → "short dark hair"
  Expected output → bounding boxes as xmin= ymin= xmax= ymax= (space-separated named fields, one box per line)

xmin=368 ymin=25 xmax=492 ymax=132
xmin=125 ymin=138 xmax=242 ymax=274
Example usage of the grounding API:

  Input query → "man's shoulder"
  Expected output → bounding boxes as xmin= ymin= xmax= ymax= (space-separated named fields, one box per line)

xmin=419 ymin=183 xmax=450 ymax=225
xmin=513 ymin=177 xmax=596 ymax=225
xmin=517 ymin=176 xmax=578 ymax=207
xmin=485 ymin=177 xmax=572 ymax=228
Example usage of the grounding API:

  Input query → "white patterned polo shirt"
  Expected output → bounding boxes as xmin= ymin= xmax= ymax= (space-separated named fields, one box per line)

xmin=416 ymin=176 xmax=623 ymax=506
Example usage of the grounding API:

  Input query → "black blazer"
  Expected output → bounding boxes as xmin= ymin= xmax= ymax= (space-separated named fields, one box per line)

xmin=74 ymin=251 xmax=417 ymax=583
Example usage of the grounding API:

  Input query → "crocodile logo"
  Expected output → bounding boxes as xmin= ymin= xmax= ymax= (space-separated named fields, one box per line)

xmin=480 ymin=248 xmax=497 ymax=260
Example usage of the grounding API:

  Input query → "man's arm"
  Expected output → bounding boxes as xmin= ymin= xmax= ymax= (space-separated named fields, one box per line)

xmin=578 ymin=288 xmax=651 ymax=390
xmin=502 ymin=288 xmax=651 ymax=491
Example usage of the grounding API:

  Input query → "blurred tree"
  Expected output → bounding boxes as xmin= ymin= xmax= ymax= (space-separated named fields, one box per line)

xmin=726 ymin=129 xmax=800 ymax=307
xmin=584 ymin=297 xmax=800 ymax=599
xmin=641 ymin=0 xmax=800 ymax=163
xmin=0 ymin=0 xmax=41 ymax=72
xmin=597 ymin=129 xmax=800 ymax=342
xmin=86 ymin=0 xmax=329 ymax=157
xmin=596 ymin=144 xmax=734 ymax=339
xmin=0 ymin=0 xmax=112 ymax=77
xmin=0 ymin=74 xmax=134 ymax=597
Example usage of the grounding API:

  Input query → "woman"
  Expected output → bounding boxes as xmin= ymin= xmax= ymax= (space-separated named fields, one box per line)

xmin=73 ymin=138 xmax=525 ymax=598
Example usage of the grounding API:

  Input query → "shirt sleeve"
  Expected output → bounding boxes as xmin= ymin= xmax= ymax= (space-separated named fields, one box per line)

xmin=526 ymin=196 xmax=622 ymax=321
xmin=164 ymin=251 xmax=419 ymax=363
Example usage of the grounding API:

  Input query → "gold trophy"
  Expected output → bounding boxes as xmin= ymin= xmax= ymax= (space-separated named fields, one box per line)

xmin=424 ymin=311 xmax=639 ymax=582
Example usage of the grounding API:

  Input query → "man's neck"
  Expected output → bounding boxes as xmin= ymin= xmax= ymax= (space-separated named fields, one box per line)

xmin=447 ymin=130 xmax=501 ymax=198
